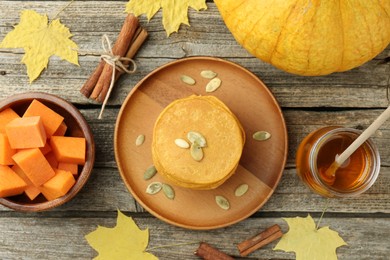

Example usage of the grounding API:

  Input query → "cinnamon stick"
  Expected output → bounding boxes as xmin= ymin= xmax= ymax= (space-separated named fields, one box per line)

xmin=115 ymin=27 xmax=148 ymax=81
xmin=80 ymin=60 xmax=105 ymax=98
xmin=240 ymin=230 xmax=283 ymax=257
xmin=194 ymin=242 xmax=234 ymax=260
xmin=98 ymin=27 xmax=148 ymax=102
xmin=90 ymin=14 xmax=139 ymax=100
xmin=237 ymin=224 xmax=283 ymax=257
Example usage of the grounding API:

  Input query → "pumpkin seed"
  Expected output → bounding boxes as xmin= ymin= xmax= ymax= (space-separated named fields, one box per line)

xmin=235 ymin=184 xmax=249 ymax=197
xmin=162 ymin=183 xmax=175 ymax=200
xmin=190 ymin=143 xmax=204 ymax=161
xmin=143 ymin=165 xmax=157 ymax=180
xmin=253 ymin=131 xmax=271 ymax=141
xmin=146 ymin=182 xmax=162 ymax=195
xmin=180 ymin=75 xmax=196 ymax=85
xmin=200 ymin=70 xmax=217 ymax=79
xmin=205 ymin=77 xmax=222 ymax=92
xmin=215 ymin=195 xmax=230 ymax=210
xmin=174 ymin=138 xmax=190 ymax=149
xmin=135 ymin=134 xmax=145 ymax=146
xmin=187 ymin=131 xmax=207 ymax=147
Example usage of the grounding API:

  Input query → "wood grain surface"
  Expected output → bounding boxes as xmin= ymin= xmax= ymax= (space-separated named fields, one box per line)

xmin=0 ymin=1 xmax=389 ymax=259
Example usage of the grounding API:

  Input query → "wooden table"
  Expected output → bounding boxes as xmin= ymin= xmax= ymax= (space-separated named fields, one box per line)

xmin=0 ymin=2 xmax=389 ymax=259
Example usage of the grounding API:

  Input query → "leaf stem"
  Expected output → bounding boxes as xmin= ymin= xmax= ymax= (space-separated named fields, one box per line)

xmin=51 ymin=0 xmax=75 ymax=21
xmin=146 ymin=241 xmax=200 ymax=252
xmin=316 ymin=198 xmax=330 ymax=230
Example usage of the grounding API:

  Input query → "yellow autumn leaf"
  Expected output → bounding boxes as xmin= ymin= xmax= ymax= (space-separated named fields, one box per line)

xmin=0 ymin=10 xmax=79 ymax=83
xmin=85 ymin=210 xmax=158 ymax=260
xmin=125 ymin=0 xmax=207 ymax=36
xmin=274 ymin=215 xmax=347 ymax=260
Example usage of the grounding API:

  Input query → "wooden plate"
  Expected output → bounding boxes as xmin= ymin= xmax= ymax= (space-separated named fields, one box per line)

xmin=114 ymin=57 xmax=287 ymax=230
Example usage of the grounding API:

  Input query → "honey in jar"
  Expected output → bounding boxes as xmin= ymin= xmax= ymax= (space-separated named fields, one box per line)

xmin=296 ymin=126 xmax=380 ymax=197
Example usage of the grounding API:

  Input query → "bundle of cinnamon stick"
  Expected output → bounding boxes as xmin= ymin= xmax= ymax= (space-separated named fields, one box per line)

xmin=194 ymin=224 xmax=283 ymax=259
xmin=80 ymin=14 xmax=147 ymax=103
xmin=237 ymin=224 xmax=283 ymax=256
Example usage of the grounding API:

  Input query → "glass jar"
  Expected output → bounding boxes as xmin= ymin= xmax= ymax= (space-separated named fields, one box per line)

xmin=296 ymin=126 xmax=380 ymax=198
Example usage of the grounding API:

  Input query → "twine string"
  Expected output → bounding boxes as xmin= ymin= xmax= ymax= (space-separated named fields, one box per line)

xmin=98 ymin=34 xmax=137 ymax=119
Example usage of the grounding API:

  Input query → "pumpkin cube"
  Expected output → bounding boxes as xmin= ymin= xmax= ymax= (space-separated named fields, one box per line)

xmin=0 ymin=165 xmax=27 ymax=198
xmin=23 ymin=99 xmax=64 ymax=137
xmin=11 ymin=165 xmax=40 ymax=200
xmin=50 ymin=136 xmax=86 ymax=165
xmin=0 ymin=108 xmax=20 ymax=133
xmin=40 ymin=169 xmax=76 ymax=201
xmin=58 ymin=162 xmax=78 ymax=175
xmin=12 ymin=148 xmax=55 ymax=187
xmin=0 ymin=133 xmax=16 ymax=165
xmin=5 ymin=116 xmax=47 ymax=149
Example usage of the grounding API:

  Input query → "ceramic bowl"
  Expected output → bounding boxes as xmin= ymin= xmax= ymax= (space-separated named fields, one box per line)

xmin=0 ymin=92 xmax=95 ymax=211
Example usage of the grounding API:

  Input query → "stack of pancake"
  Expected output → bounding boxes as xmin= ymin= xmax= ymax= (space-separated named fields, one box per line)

xmin=152 ymin=95 xmax=245 ymax=189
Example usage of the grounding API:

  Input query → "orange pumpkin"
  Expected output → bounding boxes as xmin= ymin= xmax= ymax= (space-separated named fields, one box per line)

xmin=215 ymin=0 xmax=390 ymax=76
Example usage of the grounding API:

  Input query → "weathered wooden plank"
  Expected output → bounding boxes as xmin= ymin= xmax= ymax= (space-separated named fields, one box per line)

xmin=1 ymin=2 xmax=389 ymax=108
xmin=0 ymin=49 xmax=387 ymax=87
xmin=1 ymin=54 xmax=388 ymax=108
xmin=1 ymin=165 xmax=388 ymax=214
xmin=0 ymin=216 xmax=388 ymax=259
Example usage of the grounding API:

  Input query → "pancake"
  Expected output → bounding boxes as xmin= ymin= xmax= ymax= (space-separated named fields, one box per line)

xmin=152 ymin=95 xmax=245 ymax=189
